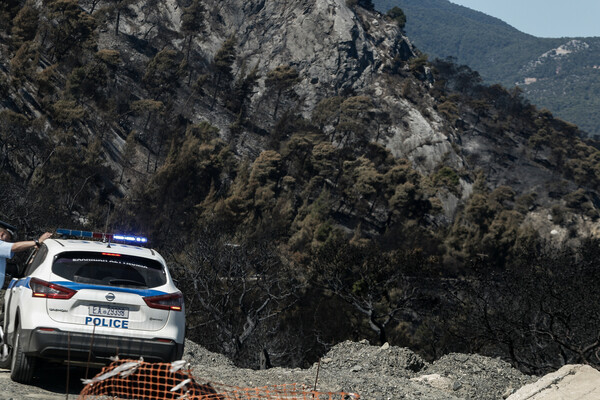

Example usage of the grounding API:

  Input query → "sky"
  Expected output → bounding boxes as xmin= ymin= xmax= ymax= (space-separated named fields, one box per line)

xmin=449 ymin=0 xmax=600 ymax=38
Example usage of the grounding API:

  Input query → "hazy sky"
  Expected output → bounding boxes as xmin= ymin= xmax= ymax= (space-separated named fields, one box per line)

xmin=449 ymin=0 xmax=600 ymax=38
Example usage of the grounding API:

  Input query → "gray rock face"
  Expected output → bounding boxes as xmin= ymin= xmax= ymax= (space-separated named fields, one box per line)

xmin=186 ymin=0 xmax=462 ymax=179
xmin=110 ymin=0 xmax=599 ymax=232
xmin=507 ymin=364 xmax=600 ymax=400
xmin=381 ymin=97 xmax=462 ymax=173
xmin=92 ymin=0 xmax=464 ymax=192
xmin=199 ymin=0 xmax=413 ymax=109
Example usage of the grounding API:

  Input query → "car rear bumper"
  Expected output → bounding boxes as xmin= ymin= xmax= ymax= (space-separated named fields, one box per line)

xmin=19 ymin=328 xmax=184 ymax=363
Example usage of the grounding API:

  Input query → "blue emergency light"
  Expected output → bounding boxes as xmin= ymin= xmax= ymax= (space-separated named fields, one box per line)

xmin=56 ymin=229 xmax=148 ymax=244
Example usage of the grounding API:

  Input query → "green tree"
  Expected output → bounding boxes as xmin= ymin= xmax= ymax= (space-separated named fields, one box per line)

xmin=11 ymin=4 xmax=39 ymax=48
xmin=227 ymin=63 xmax=260 ymax=116
xmin=0 ymin=0 xmax=21 ymax=32
xmin=264 ymin=65 xmax=299 ymax=119
xmin=432 ymin=166 xmax=460 ymax=195
xmin=100 ymin=0 xmax=138 ymax=36
xmin=142 ymin=49 xmax=183 ymax=100
xmin=44 ymin=0 xmax=97 ymax=61
xmin=288 ymin=189 xmax=335 ymax=251
xmin=386 ymin=6 xmax=406 ymax=31
xmin=9 ymin=41 xmax=39 ymax=84
xmin=383 ymin=159 xmax=433 ymax=228
xmin=51 ymin=100 xmax=85 ymax=126
xmin=409 ymin=54 xmax=429 ymax=78
xmin=312 ymin=97 xmax=344 ymax=130
xmin=358 ymin=0 xmax=375 ymax=10
xmin=312 ymin=96 xmax=376 ymax=149
xmin=66 ymin=62 xmax=109 ymax=103
xmin=336 ymin=96 xmax=374 ymax=148
xmin=117 ymin=122 xmax=231 ymax=242
xmin=340 ymin=156 xmax=383 ymax=216
xmin=129 ymin=99 xmax=165 ymax=171
xmin=228 ymin=64 xmax=261 ymax=140
xmin=95 ymin=49 xmax=122 ymax=88
xmin=347 ymin=0 xmax=374 ymax=11
xmin=210 ymin=36 xmax=236 ymax=109
xmin=220 ymin=149 xmax=288 ymax=233
xmin=180 ymin=0 xmax=204 ymax=62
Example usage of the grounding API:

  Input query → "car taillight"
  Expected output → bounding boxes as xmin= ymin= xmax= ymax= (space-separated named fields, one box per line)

xmin=143 ymin=292 xmax=183 ymax=311
xmin=30 ymin=278 xmax=77 ymax=299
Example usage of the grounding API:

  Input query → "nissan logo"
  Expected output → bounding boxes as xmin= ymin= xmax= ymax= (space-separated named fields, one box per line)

xmin=106 ymin=293 xmax=115 ymax=302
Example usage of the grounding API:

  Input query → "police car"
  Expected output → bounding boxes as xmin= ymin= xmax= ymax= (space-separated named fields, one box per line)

xmin=0 ymin=229 xmax=185 ymax=384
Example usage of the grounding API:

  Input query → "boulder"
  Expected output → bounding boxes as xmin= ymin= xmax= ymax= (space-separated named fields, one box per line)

xmin=507 ymin=364 xmax=600 ymax=400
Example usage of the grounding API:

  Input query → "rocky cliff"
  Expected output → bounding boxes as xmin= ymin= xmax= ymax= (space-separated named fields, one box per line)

xmin=117 ymin=0 xmax=599 ymax=231
xmin=2 ymin=0 xmax=597 ymax=233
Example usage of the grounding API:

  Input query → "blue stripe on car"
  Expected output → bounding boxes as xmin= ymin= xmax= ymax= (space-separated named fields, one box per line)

xmin=52 ymin=281 xmax=166 ymax=297
xmin=9 ymin=277 xmax=31 ymax=289
xmin=11 ymin=277 xmax=165 ymax=297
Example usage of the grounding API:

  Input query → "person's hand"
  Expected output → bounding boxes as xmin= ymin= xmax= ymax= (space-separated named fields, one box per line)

xmin=39 ymin=232 xmax=52 ymax=243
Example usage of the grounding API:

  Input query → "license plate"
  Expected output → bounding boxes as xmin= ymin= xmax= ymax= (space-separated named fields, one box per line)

xmin=89 ymin=305 xmax=129 ymax=319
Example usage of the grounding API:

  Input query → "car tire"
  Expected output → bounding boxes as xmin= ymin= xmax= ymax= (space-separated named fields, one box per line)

xmin=175 ymin=341 xmax=185 ymax=361
xmin=0 ymin=325 xmax=11 ymax=369
xmin=10 ymin=325 xmax=36 ymax=384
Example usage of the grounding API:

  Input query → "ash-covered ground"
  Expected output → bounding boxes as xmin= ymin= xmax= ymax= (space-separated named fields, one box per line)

xmin=0 ymin=339 xmax=537 ymax=400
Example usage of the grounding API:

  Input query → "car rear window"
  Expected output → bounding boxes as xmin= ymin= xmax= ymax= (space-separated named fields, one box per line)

xmin=52 ymin=251 xmax=167 ymax=289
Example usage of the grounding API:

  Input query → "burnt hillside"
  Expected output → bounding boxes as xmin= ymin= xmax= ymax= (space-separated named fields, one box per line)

xmin=1 ymin=0 xmax=600 ymax=373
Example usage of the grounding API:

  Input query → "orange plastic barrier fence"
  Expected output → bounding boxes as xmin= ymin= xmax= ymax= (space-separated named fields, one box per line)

xmin=78 ymin=359 xmax=360 ymax=400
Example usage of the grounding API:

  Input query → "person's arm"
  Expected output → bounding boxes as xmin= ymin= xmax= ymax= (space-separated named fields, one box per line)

xmin=11 ymin=232 xmax=52 ymax=253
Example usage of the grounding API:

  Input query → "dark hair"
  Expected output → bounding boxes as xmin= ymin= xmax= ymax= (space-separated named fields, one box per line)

xmin=0 ymin=227 xmax=15 ymax=241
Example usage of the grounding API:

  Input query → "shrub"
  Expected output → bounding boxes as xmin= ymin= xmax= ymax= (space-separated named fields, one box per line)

xmin=386 ymin=7 xmax=406 ymax=30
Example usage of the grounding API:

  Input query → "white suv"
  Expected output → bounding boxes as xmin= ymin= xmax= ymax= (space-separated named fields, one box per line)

xmin=0 ymin=230 xmax=185 ymax=384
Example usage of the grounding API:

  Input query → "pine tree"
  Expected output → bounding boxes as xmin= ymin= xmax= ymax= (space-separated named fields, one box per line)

xmin=210 ymin=36 xmax=236 ymax=110
xmin=265 ymin=65 xmax=299 ymax=120
xmin=11 ymin=4 xmax=39 ymax=48
xmin=386 ymin=7 xmax=406 ymax=31
xmin=44 ymin=0 xmax=97 ymax=61
xmin=142 ymin=49 xmax=182 ymax=99
xmin=181 ymin=0 xmax=205 ymax=61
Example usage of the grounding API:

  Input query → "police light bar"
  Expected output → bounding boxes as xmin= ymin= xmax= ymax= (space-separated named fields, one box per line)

xmin=56 ymin=228 xmax=148 ymax=244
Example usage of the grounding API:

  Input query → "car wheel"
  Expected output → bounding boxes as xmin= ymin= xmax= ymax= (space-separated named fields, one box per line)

xmin=10 ymin=325 xmax=36 ymax=383
xmin=0 ymin=325 xmax=11 ymax=369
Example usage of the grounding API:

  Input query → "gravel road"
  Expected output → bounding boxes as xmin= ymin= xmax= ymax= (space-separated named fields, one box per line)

xmin=0 ymin=339 xmax=537 ymax=400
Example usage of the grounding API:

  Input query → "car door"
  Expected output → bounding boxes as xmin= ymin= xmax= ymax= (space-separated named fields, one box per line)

xmin=4 ymin=245 xmax=48 ymax=339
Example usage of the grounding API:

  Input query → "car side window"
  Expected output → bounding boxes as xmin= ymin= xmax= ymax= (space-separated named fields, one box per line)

xmin=24 ymin=245 xmax=48 ymax=276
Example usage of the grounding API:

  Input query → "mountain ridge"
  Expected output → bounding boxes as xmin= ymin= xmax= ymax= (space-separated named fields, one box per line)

xmin=374 ymin=0 xmax=600 ymax=136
